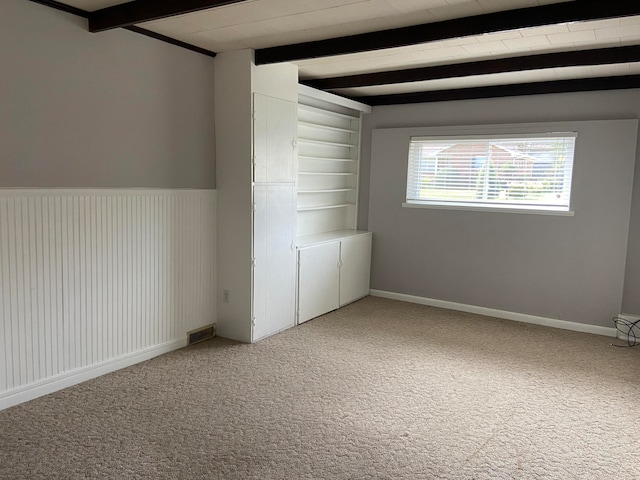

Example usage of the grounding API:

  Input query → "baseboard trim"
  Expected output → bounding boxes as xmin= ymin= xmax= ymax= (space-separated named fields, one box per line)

xmin=369 ymin=290 xmax=617 ymax=338
xmin=0 ymin=338 xmax=187 ymax=411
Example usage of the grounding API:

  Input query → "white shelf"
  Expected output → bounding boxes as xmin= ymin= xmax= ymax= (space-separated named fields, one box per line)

xmin=298 ymin=203 xmax=354 ymax=212
xmin=298 ymin=103 xmax=359 ymax=120
xmin=298 ymin=121 xmax=358 ymax=134
xmin=298 ymin=138 xmax=356 ymax=148
xmin=298 ymin=155 xmax=354 ymax=163
xmin=298 ymin=188 xmax=354 ymax=193
xmin=298 ymin=85 xmax=372 ymax=113
xmin=298 ymin=172 xmax=356 ymax=176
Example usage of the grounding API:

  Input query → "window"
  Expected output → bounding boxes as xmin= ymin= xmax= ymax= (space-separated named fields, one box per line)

xmin=405 ymin=133 xmax=577 ymax=213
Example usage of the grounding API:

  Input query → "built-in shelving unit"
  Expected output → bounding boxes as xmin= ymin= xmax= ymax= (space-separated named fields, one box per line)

xmin=297 ymin=86 xmax=366 ymax=237
xmin=294 ymin=86 xmax=373 ymax=325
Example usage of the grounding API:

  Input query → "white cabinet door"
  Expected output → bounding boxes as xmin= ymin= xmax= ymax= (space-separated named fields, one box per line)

xmin=297 ymin=242 xmax=340 ymax=324
xmin=253 ymin=185 xmax=297 ymax=341
xmin=253 ymin=93 xmax=296 ymax=184
xmin=339 ymin=233 xmax=372 ymax=306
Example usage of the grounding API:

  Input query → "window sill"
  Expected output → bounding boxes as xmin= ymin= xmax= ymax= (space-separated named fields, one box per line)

xmin=402 ymin=201 xmax=575 ymax=216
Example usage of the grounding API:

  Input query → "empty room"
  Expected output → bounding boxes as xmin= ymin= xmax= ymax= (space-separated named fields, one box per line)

xmin=1 ymin=0 xmax=640 ymax=478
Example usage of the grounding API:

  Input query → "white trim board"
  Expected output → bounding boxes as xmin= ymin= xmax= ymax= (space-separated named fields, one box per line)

xmin=369 ymin=290 xmax=617 ymax=337
xmin=0 ymin=339 xmax=186 ymax=411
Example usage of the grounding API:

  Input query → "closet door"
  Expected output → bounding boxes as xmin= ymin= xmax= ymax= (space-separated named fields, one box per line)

xmin=253 ymin=93 xmax=296 ymax=184
xmin=339 ymin=233 xmax=372 ymax=306
xmin=297 ymin=242 xmax=340 ymax=324
xmin=253 ymin=185 xmax=297 ymax=341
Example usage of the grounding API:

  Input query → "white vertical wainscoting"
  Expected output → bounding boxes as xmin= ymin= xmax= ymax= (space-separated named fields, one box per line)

xmin=0 ymin=189 xmax=216 ymax=410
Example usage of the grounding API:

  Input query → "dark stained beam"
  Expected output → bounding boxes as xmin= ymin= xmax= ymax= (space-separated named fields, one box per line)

xmin=28 ymin=0 xmax=217 ymax=57
xmin=124 ymin=26 xmax=216 ymax=57
xmin=355 ymin=75 xmax=640 ymax=106
xmin=302 ymin=46 xmax=640 ymax=90
xmin=89 ymin=0 xmax=250 ymax=33
xmin=255 ymin=0 xmax=640 ymax=65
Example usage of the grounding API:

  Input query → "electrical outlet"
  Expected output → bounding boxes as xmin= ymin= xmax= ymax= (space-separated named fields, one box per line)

xmin=223 ymin=290 xmax=230 ymax=303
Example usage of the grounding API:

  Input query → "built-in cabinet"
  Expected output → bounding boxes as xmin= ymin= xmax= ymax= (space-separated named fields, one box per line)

xmin=251 ymin=93 xmax=299 ymax=339
xmin=297 ymin=231 xmax=372 ymax=324
xmin=215 ymin=51 xmax=299 ymax=343
xmin=251 ymin=93 xmax=298 ymax=341
xmin=215 ymin=51 xmax=371 ymax=342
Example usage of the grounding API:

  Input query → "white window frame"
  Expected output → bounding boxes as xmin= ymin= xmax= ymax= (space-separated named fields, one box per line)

xmin=403 ymin=132 xmax=577 ymax=216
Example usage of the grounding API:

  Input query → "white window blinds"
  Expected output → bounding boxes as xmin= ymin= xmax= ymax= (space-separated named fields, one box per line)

xmin=406 ymin=133 xmax=577 ymax=212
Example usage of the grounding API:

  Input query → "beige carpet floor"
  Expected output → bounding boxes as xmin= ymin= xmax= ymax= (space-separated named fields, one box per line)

xmin=1 ymin=296 xmax=639 ymax=479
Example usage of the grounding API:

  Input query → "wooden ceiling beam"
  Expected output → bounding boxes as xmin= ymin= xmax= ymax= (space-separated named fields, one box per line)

xmin=28 ymin=0 xmax=217 ymax=56
xmin=356 ymin=75 xmax=640 ymax=106
xmin=89 ymin=0 xmax=250 ymax=33
xmin=302 ymin=46 xmax=640 ymax=90
xmin=124 ymin=26 xmax=217 ymax=57
xmin=255 ymin=0 xmax=640 ymax=65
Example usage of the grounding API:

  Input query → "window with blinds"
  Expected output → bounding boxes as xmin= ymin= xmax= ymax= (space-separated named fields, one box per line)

xmin=405 ymin=133 xmax=577 ymax=212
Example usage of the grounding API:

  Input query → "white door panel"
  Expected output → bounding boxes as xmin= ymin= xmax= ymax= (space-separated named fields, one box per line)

xmin=339 ymin=234 xmax=372 ymax=306
xmin=253 ymin=185 xmax=296 ymax=341
xmin=253 ymin=94 xmax=296 ymax=184
xmin=298 ymin=242 xmax=340 ymax=324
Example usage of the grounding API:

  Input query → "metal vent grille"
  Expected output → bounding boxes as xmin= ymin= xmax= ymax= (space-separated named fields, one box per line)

xmin=187 ymin=325 xmax=215 ymax=346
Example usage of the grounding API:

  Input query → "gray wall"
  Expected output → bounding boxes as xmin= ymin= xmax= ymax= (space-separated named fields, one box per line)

xmin=360 ymin=90 xmax=640 ymax=324
xmin=1 ymin=0 xmax=216 ymax=188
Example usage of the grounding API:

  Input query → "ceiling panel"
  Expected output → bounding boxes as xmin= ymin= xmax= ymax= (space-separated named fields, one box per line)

xmin=137 ymin=0 xmax=570 ymax=52
xmin=45 ymin=0 xmax=640 ymax=104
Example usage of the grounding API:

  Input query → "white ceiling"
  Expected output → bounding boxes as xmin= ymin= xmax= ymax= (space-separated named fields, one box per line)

xmin=137 ymin=0 xmax=568 ymax=53
xmin=295 ymin=16 xmax=640 ymax=78
xmin=50 ymin=0 xmax=640 ymax=104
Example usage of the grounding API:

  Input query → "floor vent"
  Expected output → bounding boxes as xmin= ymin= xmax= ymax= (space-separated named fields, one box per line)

xmin=187 ymin=325 xmax=216 ymax=346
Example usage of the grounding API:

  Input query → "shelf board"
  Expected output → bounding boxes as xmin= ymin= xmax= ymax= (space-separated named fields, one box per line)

xmin=298 ymin=172 xmax=356 ymax=176
xmin=298 ymin=103 xmax=359 ymax=121
xmin=298 ymin=203 xmax=355 ymax=212
xmin=298 ymin=155 xmax=355 ymax=163
xmin=299 ymin=138 xmax=356 ymax=148
xmin=298 ymin=188 xmax=354 ymax=193
xmin=298 ymin=121 xmax=358 ymax=134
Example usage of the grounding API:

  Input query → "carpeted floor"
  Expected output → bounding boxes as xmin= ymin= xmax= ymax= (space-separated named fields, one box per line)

xmin=1 ymin=296 xmax=639 ymax=479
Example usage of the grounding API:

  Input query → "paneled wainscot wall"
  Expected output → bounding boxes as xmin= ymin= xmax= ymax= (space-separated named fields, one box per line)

xmin=0 ymin=189 xmax=216 ymax=410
